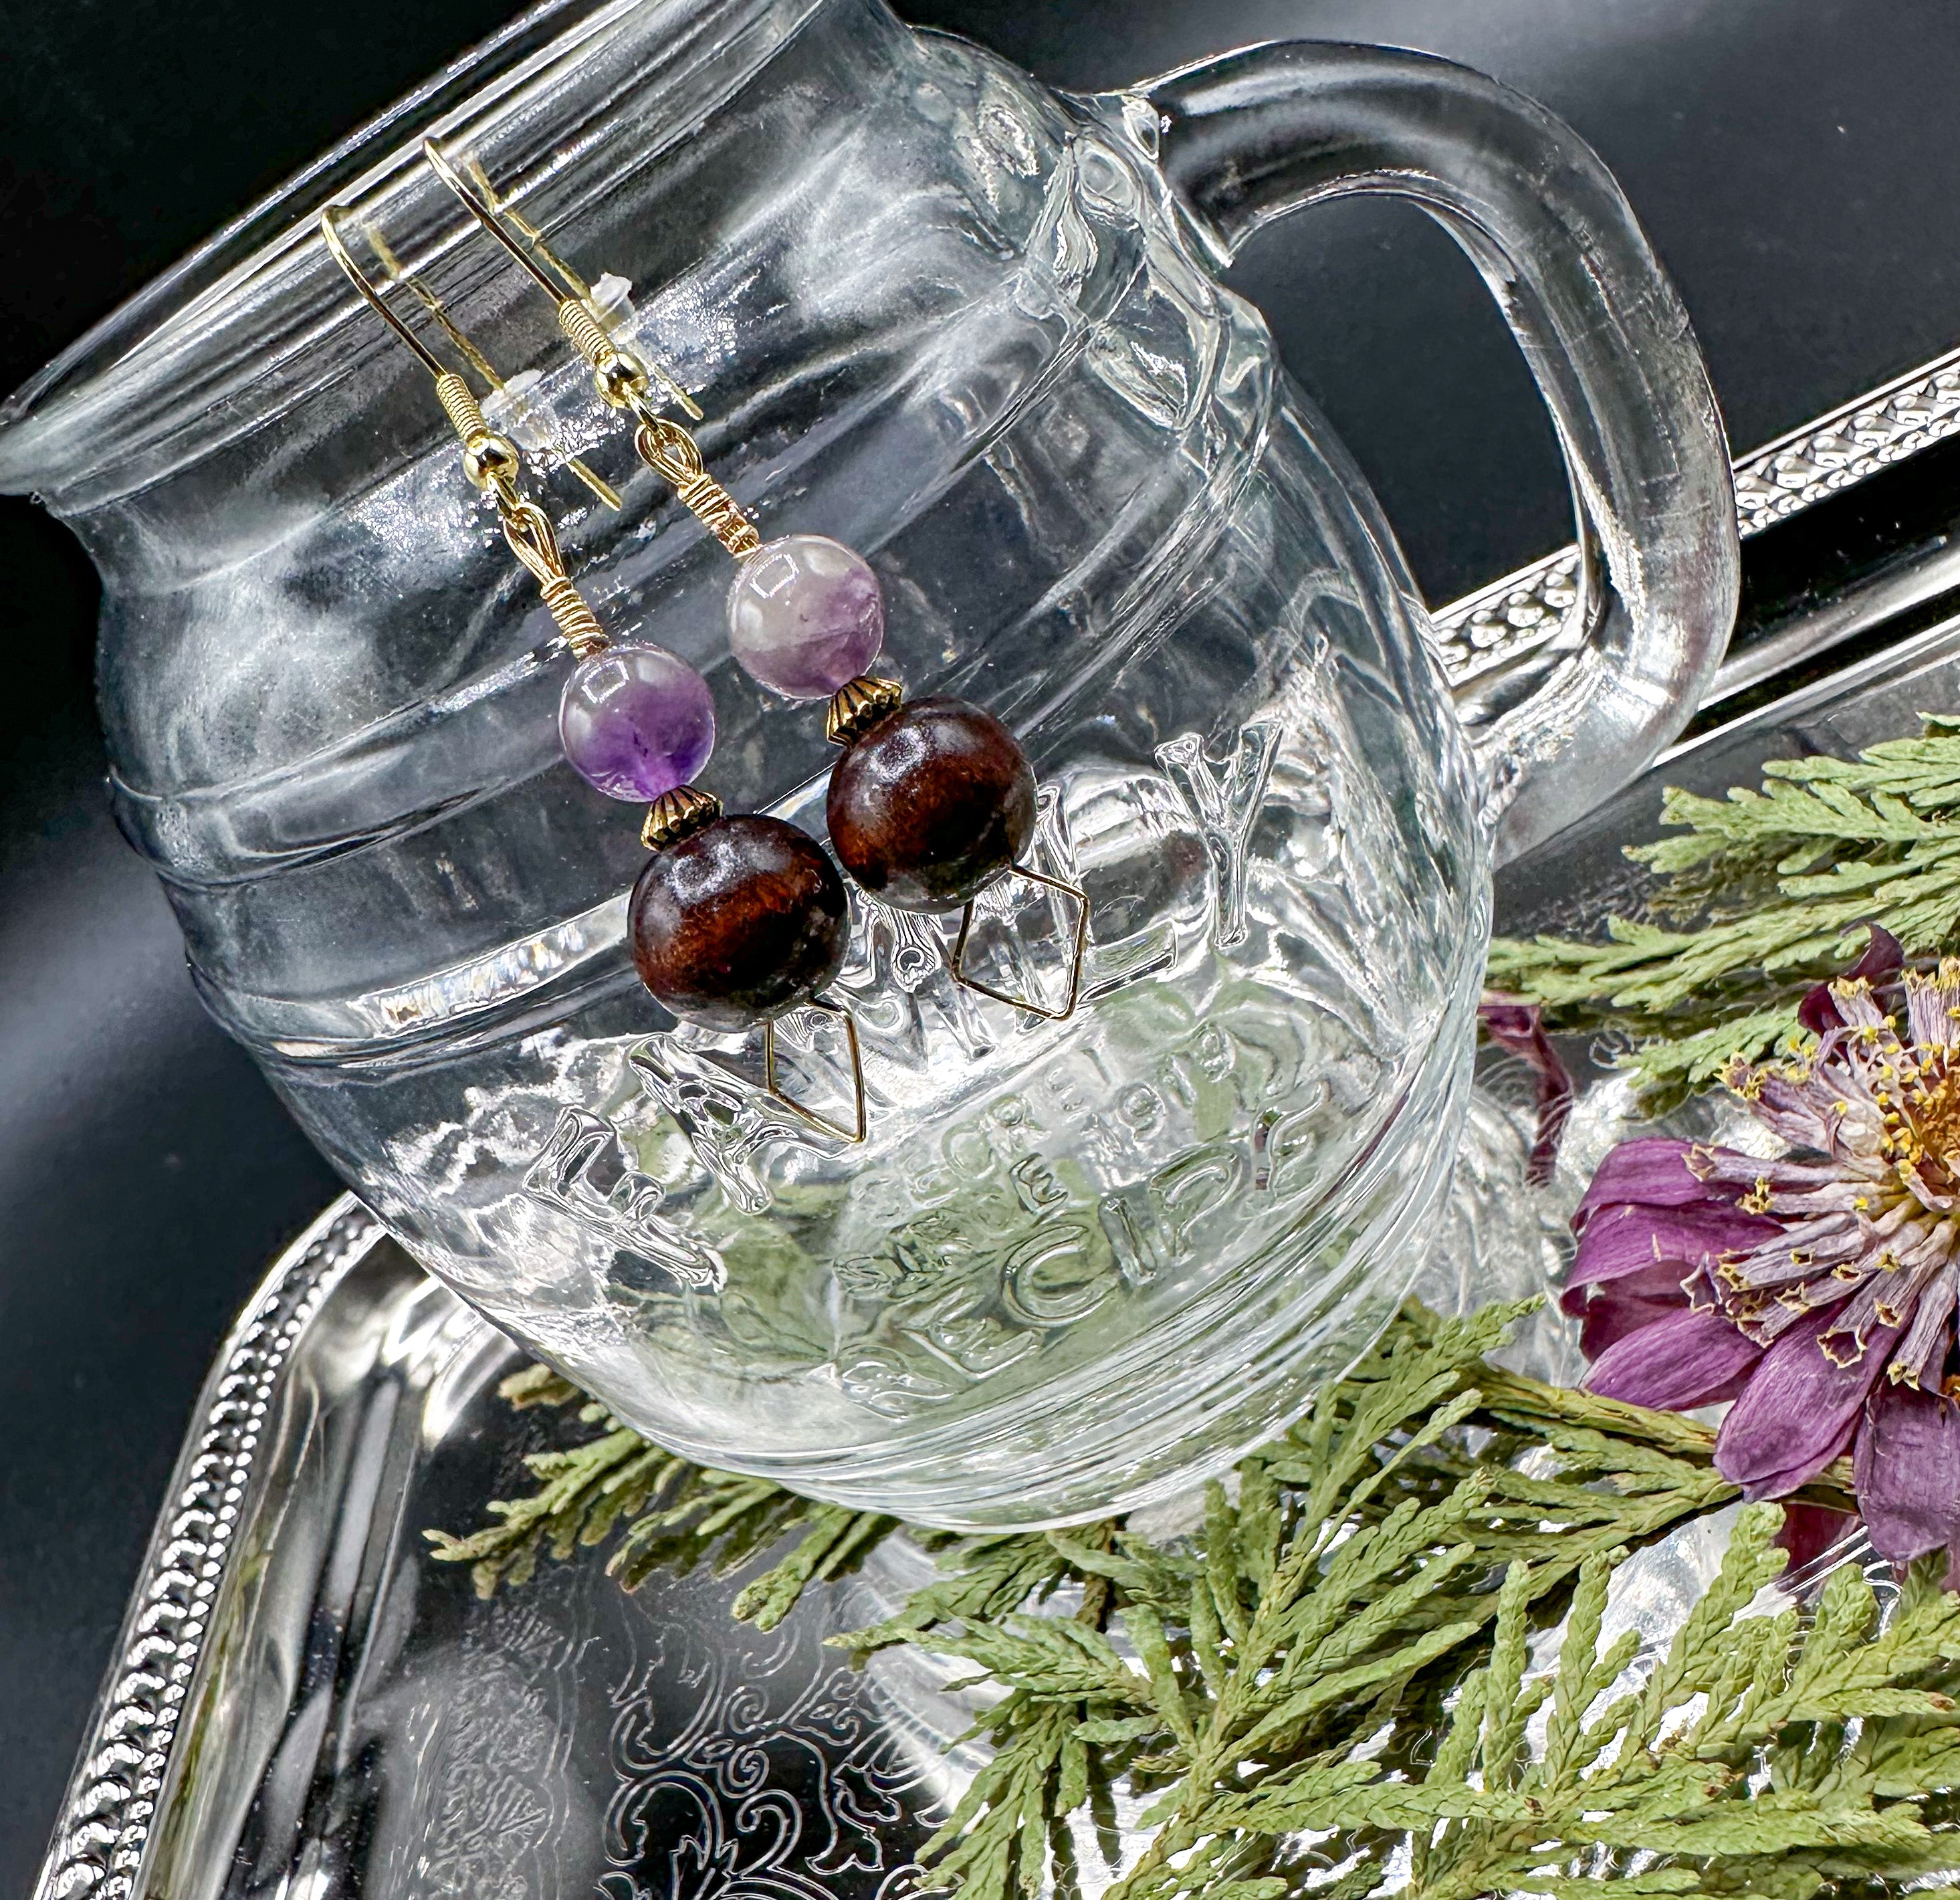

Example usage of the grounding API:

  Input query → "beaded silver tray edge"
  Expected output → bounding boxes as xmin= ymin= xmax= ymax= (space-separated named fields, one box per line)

xmin=1432 ymin=341 xmax=1960 ymax=694
xmin=43 ymin=1204 xmax=386 ymax=1900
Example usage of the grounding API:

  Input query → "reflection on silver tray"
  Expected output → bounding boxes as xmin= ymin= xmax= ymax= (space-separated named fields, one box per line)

xmin=47 ymin=1098 xmax=1587 ymax=1900
xmin=40 ymin=349 xmax=1960 ymax=1900
xmin=49 ymin=1205 xmax=959 ymax=1900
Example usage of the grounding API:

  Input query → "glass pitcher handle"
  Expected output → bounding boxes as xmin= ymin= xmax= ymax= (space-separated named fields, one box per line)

xmin=1131 ymin=41 xmax=1740 ymax=861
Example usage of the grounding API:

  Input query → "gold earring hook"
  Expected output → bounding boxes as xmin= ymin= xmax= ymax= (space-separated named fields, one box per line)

xmin=422 ymin=135 xmax=705 ymax=423
xmin=321 ymin=205 xmax=451 ymax=378
xmin=466 ymin=153 xmax=594 ymax=295
xmin=320 ymin=203 xmax=612 ymax=659
xmin=367 ymin=226 xmax=621 ymax=514
xmin=322 ymin=207 xmax=619 ymax=512
xmin=424 ymin=138 xmax=762 ymax=562
xmin=463 ymin=156 xmax=596 ymax=302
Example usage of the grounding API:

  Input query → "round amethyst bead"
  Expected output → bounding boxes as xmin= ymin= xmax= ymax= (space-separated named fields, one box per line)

xmin=558 ymin=643 xmax=716 ymax=803
xmin=726 ymin=534 xmax=885 ymax=700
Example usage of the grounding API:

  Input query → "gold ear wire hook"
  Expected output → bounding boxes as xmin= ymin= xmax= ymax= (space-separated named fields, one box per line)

xmin=332 ymin=215 xmax=621 ymax=513
xmin=320 ymin=205 xmax=611 ymax=659
xmin=321 ymin=205 xmax=451 ymax=379
xmin=425 ymin=138 xmax=759 ymax=562
xmin=364 ymin=226 xmax=508 ymax=399
xmin=461 ymin=159 xmax=693 ymax=416
xmin=465 ymin=155 xmax=594 ymax=302
xmin=422 ymin=136 xmax=705 ymax=422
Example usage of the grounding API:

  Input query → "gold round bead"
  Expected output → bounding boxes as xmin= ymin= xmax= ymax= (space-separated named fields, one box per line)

xmin=594 ymin=347 xmax=649 ymax=408
xmin=461 ymin=432 xmax=520 ymax=490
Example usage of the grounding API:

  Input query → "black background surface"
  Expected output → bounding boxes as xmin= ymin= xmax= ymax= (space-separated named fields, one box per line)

xmin=3 ymin=0 xmax=1959 ymax=1881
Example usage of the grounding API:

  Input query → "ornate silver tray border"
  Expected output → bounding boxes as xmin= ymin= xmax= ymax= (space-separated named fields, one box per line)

xmin=1432 ymin=340 xmax=1960 ymax=689
xmin=37 ymin=344 xmax=1960 ymax=1900
xmin=43 ymin=1204 xmax=385 ymax=1900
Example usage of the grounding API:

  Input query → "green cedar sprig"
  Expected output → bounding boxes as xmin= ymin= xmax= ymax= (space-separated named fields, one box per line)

xmin=845 ymin=1300 xmax=1749 ymax=1900
xmin=1485 ymin=720 xmax=1960 ymax=1100
xmin=433 ymin=1303 xmax=1960 ymax=1900
xmin=423 ymin=1362 xmax=898 ymax=1628
xmin=1222 ymin=1513 xmax=1960 ymax=1900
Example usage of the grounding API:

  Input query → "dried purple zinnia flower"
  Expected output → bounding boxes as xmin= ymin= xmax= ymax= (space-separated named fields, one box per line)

xmin=1567 ymin=926 xmax=1960 ymax=1566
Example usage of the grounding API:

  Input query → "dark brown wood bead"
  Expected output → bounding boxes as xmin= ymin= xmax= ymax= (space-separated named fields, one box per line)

xmin=629 ymin=815 xmax=849 ymax=1031
xmin=826 ymin=696 xmax=1037 ymax=911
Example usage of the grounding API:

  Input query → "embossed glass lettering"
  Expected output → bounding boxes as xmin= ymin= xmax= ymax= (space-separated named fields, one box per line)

xmin=523 ymin=1106 xmax=726 ymax=1290
xmin=1156 ymin=722 xmax=1283 ymax=948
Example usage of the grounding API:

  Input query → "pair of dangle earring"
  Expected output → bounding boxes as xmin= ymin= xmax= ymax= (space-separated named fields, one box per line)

xmin=321 ymin=206 xmax=863 ymax=1141
xmin=425 ymin=142 xmax=1090 ymax=1026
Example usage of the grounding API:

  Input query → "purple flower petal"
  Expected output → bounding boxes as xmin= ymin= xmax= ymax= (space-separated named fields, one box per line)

xmin=1564 ymin=930 xmax=1960 ymax=1534
xmin=1715 ymin=1305 xmax=1900 ymax=1499
xmin=1479 ymin=998 xmax=1575 ymax=1185
xmin=1799 ymin=924 xmax=1902 ymax=1034
xmin=1574 ymin=1139 xmax=1707 ymax=1231
xmin=1854 ymin=1380 xmax=1960 ymax=1564
xmin=1689 ymin=1149 xmax=1842 ymax=1195
xmin=1796 ymin=985 xmax=1837 ymax=1038
xmin=1579 ymin=1285 xmax=1695 ymax=1361
xmin=1585 ymin=1305 xmax=1766 ymax=1411
xmin=1850 ymin=920 xmax=1904 ymax=980
xmin=1775 ymin=1501 xmax=1862 ymax=1578
xmin=1565 ymin=1200 xmax=1780 ymax=1308
xmin=1568 ymin=1254 xmax=1700 ymax=1361
xmin=1584 ymin=1257 xmax=1699 ymax=1309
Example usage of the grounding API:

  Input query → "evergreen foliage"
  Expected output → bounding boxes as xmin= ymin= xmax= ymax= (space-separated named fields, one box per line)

xmin=1486 ymin=722 xmax=1960 ymax=1099
xmin=433 ymin=1305 xmax=1960 ymax=1899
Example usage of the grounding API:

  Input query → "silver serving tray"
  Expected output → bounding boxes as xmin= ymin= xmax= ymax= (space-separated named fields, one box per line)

xmin=39 ymin=345 xmax=1960 ymax=1900
xmin=43 ymin=1202 xmax=959 ymax=1900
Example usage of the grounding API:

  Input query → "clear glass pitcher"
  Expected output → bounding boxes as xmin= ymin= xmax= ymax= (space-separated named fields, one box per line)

xmin=0 ymin=0 xmax=1736 ymax=1527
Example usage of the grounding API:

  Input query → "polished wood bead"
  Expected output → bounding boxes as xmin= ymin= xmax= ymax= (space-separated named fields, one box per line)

xmin=826 ymin=696 xmax=1036 ymax=911
xmin=629 ymin=815 xmax=849 ymax=1031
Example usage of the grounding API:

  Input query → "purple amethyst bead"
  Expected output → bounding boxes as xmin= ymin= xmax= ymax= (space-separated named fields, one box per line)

xmin=558 ymin=643 xmax=716 ymax=802
xmin=726 ymin=534 xmax=885 ymax=700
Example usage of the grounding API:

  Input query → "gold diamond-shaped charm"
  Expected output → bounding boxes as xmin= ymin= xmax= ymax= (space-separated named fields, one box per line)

xmin=947 ymin=865 xmax=1090 ymax=1023
xmin=641 ymin=784 xmax=724 ymax=853
xmin=826 ymin=675 xmax=905 ymax=747
xmin=764 ymin=998 xmax=867 ymax=1144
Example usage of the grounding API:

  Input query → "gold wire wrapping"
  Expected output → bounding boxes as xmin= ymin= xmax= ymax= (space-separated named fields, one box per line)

xmin=539 ymin=575 xmax=607 ymax=657
xmin=498 ymin=498 xmax=609 ymax=657
xmin=556 ymin=274 xmax=760 ymax=560
xmin=633 ymin=417 xmax=761 ymax=558
xmin=435 ymin=373 xmax=612 ymax=655
xmin=556 ymin=297 xmax=763 ymax=559
xmin=555 ymin=280 xmax=760 ymax=560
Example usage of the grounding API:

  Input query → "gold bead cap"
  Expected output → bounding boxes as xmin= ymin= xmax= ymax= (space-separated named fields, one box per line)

xmin=827 ymin=675 xmax=905 ymax=747
xmin=641 ymin=784 xmax=724 ymax=853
